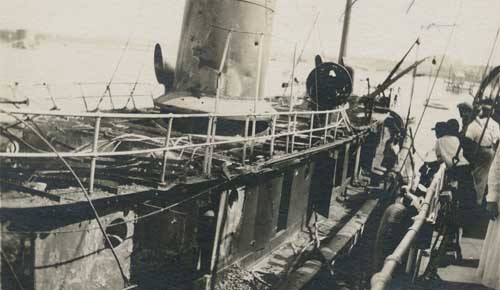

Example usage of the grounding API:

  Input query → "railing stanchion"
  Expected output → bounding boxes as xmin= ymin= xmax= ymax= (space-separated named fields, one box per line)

xmin=309 ymin=113 xmax=314 ymax=148
xmin=269 ymin=115 xmax=277 ymax=157
xmin=106 ymin=85 xmax=115 ymax=110
xmin=243 ymin=117 xmax=249 ymax=165
xmin=160 ymin=117 xmax=173 ymax=185
xmin=89 ymin=117 xmax=101 ymax=193
xmin=323 ymin=113 xmax=330 ymax=144
xmin=129 ymin=84 xmax=138 ymax=110
xmin=45 ymin=83 xmax=59 ymax=110
xmin=148 ymin=84 xmax=156 ymax=107
xmin=250 ymin=116 xmax=256 ymax=156
xmin=208 ymin=117 xmax=217 ymax=176
xmin=9 ymin=84 xmax=17 ymax=99
xmin=291 ymin=112 xmax=298 ymax=152
xmin=341 ymin=142 xmax=351 ymax=186
xmin=286 ymin=115 xmax=291 ymax=153
xmin=203 ymin=116 xmax=214 ymax=174
xmin=334 ymin=111 xmax=341 ymax=140
xmin=353 ymin=140 xmax=362 ymax=182
xmin=78 ymin=84 xmax=89 ymax=112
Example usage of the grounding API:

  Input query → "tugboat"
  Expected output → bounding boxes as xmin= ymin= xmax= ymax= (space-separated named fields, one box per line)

xmin=0 ymin=1 xmax=418 ymax=290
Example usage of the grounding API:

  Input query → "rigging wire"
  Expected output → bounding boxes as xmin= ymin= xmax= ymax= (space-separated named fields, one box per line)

xmin=281 ymin=11 xmax=321 ymax=97
xmin=405 ymin=0 xmax=417 ymax=14
xmin=93 ymin=0 xmax=146 ymax=111
xmin=315 ymin=23 xmax=327 ymax=58
xmin=0 ymin=109 xmax=130 ymax=286
xmin=403 ymin=40 xmax=420 ymax=134
xmin=1 ymin=251 xmax=26 ymax=290
xmin=122 ymin=58 xmax=147 ymax=110
xmin=296 ymin=11 xmax=321 ymax=67
xmin=413 ymin=12 xmax=460 ymax=137
xmin=481 ymin=26 xmax=500 ymax=81
xmin=398 ymin=0 xmax=462 ymax=173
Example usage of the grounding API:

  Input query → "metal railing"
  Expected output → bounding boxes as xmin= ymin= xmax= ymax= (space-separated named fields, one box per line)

xmin=0 ymin=105 xmax=351 ymax=192
xmin=370 ymin=163 xmax=446 ymax=290
xmin=1 ymin=81 xmax=158 ymax=111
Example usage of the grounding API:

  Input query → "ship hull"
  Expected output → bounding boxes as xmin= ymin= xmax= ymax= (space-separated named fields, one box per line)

xmin=0 ymin=113 xmax=407 ymax=290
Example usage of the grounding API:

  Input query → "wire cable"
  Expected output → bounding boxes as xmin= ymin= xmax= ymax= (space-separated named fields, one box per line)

xmin=481 ymin=26 xmax=500 ymax=81
xmin=93 ymin=1 xmax=145 ymax=111
xmin=1 ymin=251 xmax=25 ymax=290
xmin=398 ymin=1 xmax=462 ymax=174
xmin=413 ymin=8 xmax=460 ymax=137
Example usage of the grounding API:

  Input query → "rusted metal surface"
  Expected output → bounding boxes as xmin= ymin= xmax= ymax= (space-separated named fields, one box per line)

xmin=154 ymin=0 xmax=277 ymax=116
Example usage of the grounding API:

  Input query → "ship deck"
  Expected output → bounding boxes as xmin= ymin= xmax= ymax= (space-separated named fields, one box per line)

xmin=412 ymin=237 xmax=490 ymax=290
xmin=391 ymin=223 xmax=494 ymax=290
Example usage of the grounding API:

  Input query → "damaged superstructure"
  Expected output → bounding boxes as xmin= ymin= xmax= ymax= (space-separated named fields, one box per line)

xmin=0 ymin=1 xmax=415 ymax=290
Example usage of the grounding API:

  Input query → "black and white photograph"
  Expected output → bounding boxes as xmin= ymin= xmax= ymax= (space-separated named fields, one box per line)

xmin=1 ymin=0 xmax=500 ymax=289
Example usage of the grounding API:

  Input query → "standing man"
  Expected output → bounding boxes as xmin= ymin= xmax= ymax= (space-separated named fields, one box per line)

xmin=457 ymin=101 xmax=498 ymax=205
xmin=478 ymin=100 xmax=500 ymax=150
xmin=434 ymin=121 xmax=474 ymax=231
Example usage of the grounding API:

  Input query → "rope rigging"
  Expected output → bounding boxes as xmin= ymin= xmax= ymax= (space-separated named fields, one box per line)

xmin=480 ymin=26 xmax=500 ymax=81
xmin=397 ymin=0 xmax=462 ymax=174
xmin=93 ymin=0 xmax=145 ymax=112
xmin=403 ymin=39 xmax=420 ymax=137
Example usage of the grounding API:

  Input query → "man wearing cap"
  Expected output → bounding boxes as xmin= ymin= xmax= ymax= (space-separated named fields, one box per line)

xmin=457 ymin=101 xmax=499 ymax=205
xmin=478 ymin=101 xmax=500 ymax=150
xmin=457 ymin=101 xmax=475 ymax=129
xmin=434 ymin=121 xmax=468 ymax=168
xmin=434 ymin=121 xmax=474 ymax=230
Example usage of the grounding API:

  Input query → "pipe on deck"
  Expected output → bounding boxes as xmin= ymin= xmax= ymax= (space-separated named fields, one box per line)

xmin=370 ymin=164 xmax=446 ymax=290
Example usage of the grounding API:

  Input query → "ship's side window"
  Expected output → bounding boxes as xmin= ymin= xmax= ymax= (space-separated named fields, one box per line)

xmin=105 ymin=218 xmax=128 ymax=248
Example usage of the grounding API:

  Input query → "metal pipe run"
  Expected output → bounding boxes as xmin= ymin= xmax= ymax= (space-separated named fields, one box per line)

xmin=370 ymin=164 xmax=446 ymax=290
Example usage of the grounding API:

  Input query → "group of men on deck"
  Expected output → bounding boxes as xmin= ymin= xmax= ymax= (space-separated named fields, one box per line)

xmin=432 ymin=99 xmax=500 ymax=289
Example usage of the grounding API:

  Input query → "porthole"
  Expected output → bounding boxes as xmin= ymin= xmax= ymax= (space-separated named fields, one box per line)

xmin=104 ymin=218 xmax=127 ymax=248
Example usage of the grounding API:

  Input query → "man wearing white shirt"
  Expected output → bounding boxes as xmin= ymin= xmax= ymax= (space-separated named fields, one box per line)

xmin=458 ymin=101 xmax=499 ymax=205
xmin=434 ymin=121 xmax=474 ymax=230
xmin=434 ymin=122 xmax=468 ymax=168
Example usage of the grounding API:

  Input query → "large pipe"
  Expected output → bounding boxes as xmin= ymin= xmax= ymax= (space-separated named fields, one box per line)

xmin=154 ymin=0 xmax=277 ymax=119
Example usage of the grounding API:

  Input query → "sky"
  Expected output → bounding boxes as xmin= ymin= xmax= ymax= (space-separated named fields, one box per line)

xmin=1 ymin=0 xmax=499 ymax=66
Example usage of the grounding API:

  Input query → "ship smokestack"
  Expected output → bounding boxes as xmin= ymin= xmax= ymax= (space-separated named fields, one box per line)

xmin=154 ymin=0 xmax=277 ymax=118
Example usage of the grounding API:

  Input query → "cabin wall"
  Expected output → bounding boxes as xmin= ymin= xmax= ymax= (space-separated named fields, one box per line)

xmin=216 ymin=161 xmax=315 ymax=271
xmin=131 ymin=199 xmax=203 ymax=288
xmin=214 ymin=135 xmax=373 ymax=277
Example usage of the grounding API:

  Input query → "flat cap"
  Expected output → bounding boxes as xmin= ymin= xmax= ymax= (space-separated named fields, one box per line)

xmin=457 ymin=101 xmax=473 ymax=110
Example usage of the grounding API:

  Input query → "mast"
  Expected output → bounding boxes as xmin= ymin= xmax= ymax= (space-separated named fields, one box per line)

xmin=338 ymin=0 xmax=352 ymax=65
